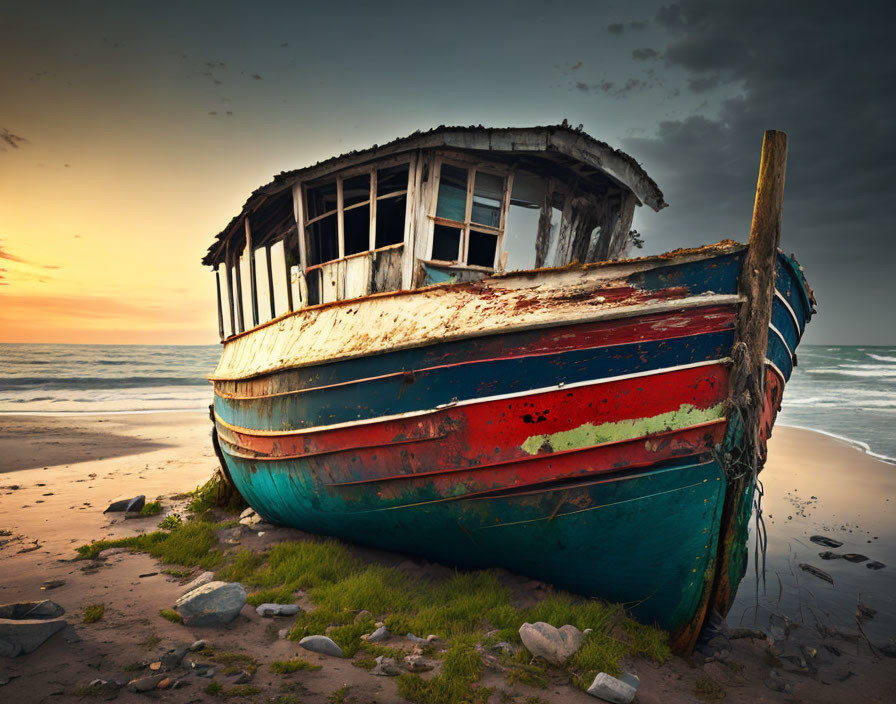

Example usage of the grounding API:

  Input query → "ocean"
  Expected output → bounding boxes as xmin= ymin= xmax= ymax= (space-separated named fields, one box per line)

xmin=0 ymin=343 xmax=894 ymax=463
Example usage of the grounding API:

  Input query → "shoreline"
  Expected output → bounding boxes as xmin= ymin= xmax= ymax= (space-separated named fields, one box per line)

xmin=1 ymin=415 xmax=894 ymax=702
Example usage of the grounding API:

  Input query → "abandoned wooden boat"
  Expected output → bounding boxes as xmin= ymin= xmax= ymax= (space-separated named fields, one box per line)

xmin=202 ymin=125 xmax=813 ymax=651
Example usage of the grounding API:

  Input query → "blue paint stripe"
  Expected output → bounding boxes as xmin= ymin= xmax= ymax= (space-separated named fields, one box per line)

xmin=215 ymin=329 xmax=735 ymax=431
xmin=625 ymin=250 xmax=744 ymax=296
xmin=775 ymin=257 xmax=812 ymax=334
xmin=770 ymin=297 xmax=799 ymax=353
xmin=766 ymin=328 xmax=794 ymax=381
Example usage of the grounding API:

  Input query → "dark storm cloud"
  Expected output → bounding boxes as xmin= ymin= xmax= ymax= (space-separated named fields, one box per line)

xmin=632 ymin=48 xmax=660 ymax=61
xmin=625 ymin=0 xmax=896 ymax=343
xmin=606 ymin=23 xmax=625 ymax=34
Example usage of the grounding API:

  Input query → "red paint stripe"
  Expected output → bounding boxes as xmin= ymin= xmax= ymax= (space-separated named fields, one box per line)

xmin=216 ymin=304 xmax=737 ymax=399
xmin=218 ymin=364 xmax=731 ymax=494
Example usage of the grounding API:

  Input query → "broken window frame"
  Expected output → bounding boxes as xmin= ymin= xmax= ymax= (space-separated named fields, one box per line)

xmin=302 ymin=155 xmax=412 ymax=273
xmin=425 ymin=154 xmax=513 ymax=271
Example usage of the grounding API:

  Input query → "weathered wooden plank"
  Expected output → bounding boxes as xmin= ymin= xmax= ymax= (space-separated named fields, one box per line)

xmin=224 ymin=242 xmax=236 ymax=336
xmin=265 ymin=245 xmax=276 ymax=319
xmin=215 ymin=265 xmax=225 ymax=339
xmin=534 ymin=180 xmax=555 ymax=268
xmin=246 ymin=218 xmax=259 ymax=327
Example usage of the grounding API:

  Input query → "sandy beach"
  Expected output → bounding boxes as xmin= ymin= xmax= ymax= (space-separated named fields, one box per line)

xmin=0 ymin=413 xmax=894 ymax=703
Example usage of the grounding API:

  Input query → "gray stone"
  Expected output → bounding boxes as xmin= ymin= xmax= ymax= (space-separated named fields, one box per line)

xmin=619 ymin=672 xmax=640 ymax=690
xmin=519 ymin=622 xmax=585 ymax=665
xmin=180 ymin=571 xmax=216 ymax=595
xmin=490 ymin=641 xmax=518 ymax=656
xmin=586 ymin=672 xmax=637 ymax=703
xmin=239 ymin=508 xmax=262 ymax=526
xmin=299 ymin=635 xmax=344 ymax=658
xmin=369 ymin=656 xmax=402 ymax=676
xmin=160 ymin=645 xmax=188 ymax=669
xmin=406 ymin=632 xmax=426 ymax=644
xmin=278 ymin=629 xmax=289 ymax=639
xmin=126 ymin=674 xmax=166 ymax=692
xmin=0 ymin=617 xmax=66 ymax=657
xmin=366 ymin=626 xmax=390 ymax=643
xmin=403 ymin=654 xmax=432 ymax=672
xmin=189 ymin=640 xmax=206 ymax=652
xmin=229 ymin=670 xmax=252 ymax=684
xmin=173 ymin=581 xmax=246 ymax=627
xmin=0 ymin=601 xmax=64 ymax=620
xmin=255 ymin=603 xmax=300 ymax=617
xmin=764 ymin=669 xmax=792 ymax=693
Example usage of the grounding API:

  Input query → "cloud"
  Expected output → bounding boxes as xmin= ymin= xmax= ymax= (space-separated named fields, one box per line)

xmin=0 ymin=242 xmax=27 ymax=263
xmin=1 ymin=128 xmax=28 ymax=151
xmin=606 ymin=23 xmax=625 ymax=34
xmin=632 ymin=48 xmax=660 ymax=61
xmin=629 ymin=21 xmax=649 ymax=30
xmin=625 ymin=0 xmax=896 ymax=343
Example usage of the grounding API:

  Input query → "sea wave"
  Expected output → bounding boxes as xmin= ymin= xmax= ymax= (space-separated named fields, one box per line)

xmin=0 ymin=376 xmax=210 ymax=390
xmin=805 ymin=367 xmax=896 ymax=378
xmin=868 ymin=353 xmax=896 ymax=363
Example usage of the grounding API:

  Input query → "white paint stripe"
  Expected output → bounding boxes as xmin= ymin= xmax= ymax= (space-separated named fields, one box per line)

xmin=765 ymin=359 xmax=787 ymax=384
xmin=774 ymin=290 xmax=803 ymax=334
xmin=214 ymin=357 xmax=732 ymax=437
xmin=768 ymin=323 xmax=793 ymax=358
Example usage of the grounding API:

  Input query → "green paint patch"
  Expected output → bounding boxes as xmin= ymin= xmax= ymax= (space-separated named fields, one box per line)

xmin=520 ymin=403 xmax=725 ymax=455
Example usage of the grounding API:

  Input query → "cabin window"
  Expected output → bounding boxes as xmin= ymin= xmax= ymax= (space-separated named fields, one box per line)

xmin=431 ymin=160 xmax=506 ymax=268
xmin=304 ymin=162 xmax=410 ymax=267
xmin=503 ymin=171 xmax=547 ymax=271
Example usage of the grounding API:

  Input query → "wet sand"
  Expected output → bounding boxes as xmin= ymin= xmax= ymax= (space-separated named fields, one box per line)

xmin=0 ymin=413 xmax=893 ymax=702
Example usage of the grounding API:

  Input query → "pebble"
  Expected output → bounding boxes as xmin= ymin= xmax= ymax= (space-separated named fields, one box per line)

xmin=403 ymin=654 xmax=432 ymax=672
xmin=127 ymin=674 xmax=166 ymax=692
xmin=364 ymin=625 xmax=389 ymax=643
xmin=255 ymin=603 xmax=300 ymax=617
xmin=369 ymin=655 xmax=402 ymax=676
xmin=299 ymin=635 xmax=344 ymax=658
xmin=519 ymin=622 xmax=585 ymax=665
xmin=157 ymin=677 xmax=174 ymax=690
xmin=586 ymin=672 xmax=637 ymax=703
xmin=189 ymin=639 xmax=206 ymax=651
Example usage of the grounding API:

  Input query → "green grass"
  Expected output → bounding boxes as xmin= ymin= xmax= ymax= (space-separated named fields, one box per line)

xmin=205 ymin=682 xmax=224 ymax=695
xmin=695 ymin=676 xmax=726 ymax=701
xmin=273 ymin=696 xmax=304 ymax=704
xmin=82 ymin=603 xmax=104 ymax=623
xmin=351 ymin=656 xmax=377 ymax=671
xmin=221 ymin=685 xmax=263 ymax=698
xmin=159 ymin=608 xmax=184 ymax=624
xmin=397 ymin=636 xmax=493 ymax=704
xmin=141 ymin=501 xmax=163 ymax=516
xmin=247 ymin=587 xmax=295 ymax=606
xmin=158 ymin=513 xmax=182 ymax=530
xmin=76 ymin=521 xmax=222 ymax=568
xmin=270 ymin=658 xmax=321 ymax=673
xmin=196 ymin=646 xmax=259 ymax=675
xmin=161 ymin=567 xmax=193 ymax=578
xmin=327 ymin=685 xmax=352 ymax=704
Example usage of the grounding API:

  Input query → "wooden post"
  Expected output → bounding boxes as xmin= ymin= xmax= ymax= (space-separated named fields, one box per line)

xmin=234 ymin=245 xmax=245 ymax=334
xmin=675 ymin=130 xmax=788 ymax=656
xmin=246 ymin=218 xmax=259 ymax=327
xmin=224 ymin=244 xmax=235 ymax=337
xmin=265 ymin=244 xmax=276 ymax=318
xmin=214 ymin=265 xmax=225 ymax=339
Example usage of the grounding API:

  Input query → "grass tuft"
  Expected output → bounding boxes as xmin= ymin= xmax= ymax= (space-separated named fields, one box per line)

xmin=159 ymin=608 xmax=184 ymax=624
xmin=158 ymin=513 xmax=182 ymax=530
xmin=141 ymin=501 xmax=163 ymax=516
xmin=197 ymin=646 xmax=259 ymax=675
xmin=327 ymin=685 xmax=352 ymax=704
xmin=270 ymin=658 xmax=321 ymax=673
xmin=396 ymin=636 xmax=492 ymax=704
xmin=82 ymin=603 xmax=104 ymax=623
xmin=76 ymin=522 xmax=222 ymax=568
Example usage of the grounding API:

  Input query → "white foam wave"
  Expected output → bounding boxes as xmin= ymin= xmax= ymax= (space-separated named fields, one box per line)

xmin=779 ymin=424 xmax=896 ymax=465
xmin=867 ymin=353 xmax=896 ymax=363
xmin=806 ymin=367 xmax=896 ymax=378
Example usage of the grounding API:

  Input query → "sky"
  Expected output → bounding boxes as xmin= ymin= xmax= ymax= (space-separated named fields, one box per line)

xmin=1 ymin=0 xmax=894 ymax=345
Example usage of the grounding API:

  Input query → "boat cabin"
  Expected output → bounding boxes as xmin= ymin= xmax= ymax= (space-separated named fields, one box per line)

xmin=202 ymin=124 xmax=666 ymax=339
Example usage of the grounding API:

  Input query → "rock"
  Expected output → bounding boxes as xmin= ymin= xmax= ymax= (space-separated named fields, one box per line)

xmin=161 ymin=645 xmax=188 ymax=669
xmin=809 ymin=535 xmax=843 ymax=548
xmin=490 ymin=641 xmax=518 ymax=656
xmin=764 ymin=669 xmax=792 ymax=693
xmin=173 ymin=581 xmax=246 ymax=627
xmin=149 ymin=661 xmax=162 ymax=671
xmin=518 ymin=622 xmax=585 ymax=665
xmin=157 ymin=677 xmax=174 ymax=690
xmin=355 ymin=610 xmax=373 ymax=622
xmin=180 ymin=571 xmax=216 ymax=594
xmin=255 ymin=603 xmax=300 ymax=617
xmin=0 ymin=617 xmax=66 ymax=657
xmin=189 ymin=639 xmax=206 ymax=652
xmin=40 ymin=579 xmax=65 ymax=591
xmin=866 ymin=560 xmax=886 ymax=570
xmin=0 ymin=601 xmax=65 ymax=620
xmin=198 ymin=667 xmax=216 ymax=678
xmin=842 ymin=553 xmax=868 ymax=563
xmin=370 ymin=656 xmax=402 ymax=676
xmin=365 ymin=626 xmax=389 ymax=643
xmin=239 ymin=508 xmax=262 ymax=526
xmin=127 ymin=674 xmax=166 ymax=692
xmin=586 ymin=672 xmax=637 ymax=703
xmin=104 ymin=495 xmax=145 ymax=513
xmin=403 ymin=654 xmax=432 ymax=672
xmin=278 ymin=629 xmax=289 ymax=639
xmin=798 ymin=563 xmax=834 ymax=584
xmin=619 ymin=672 xmax=640 ymax=690
xmin=229 ymin=670 xmax=252 ymax=684
xmin=299 ymin=635 xmax=344 ymax=658
xmin=406 ymin=632 xmax=426 ymax=644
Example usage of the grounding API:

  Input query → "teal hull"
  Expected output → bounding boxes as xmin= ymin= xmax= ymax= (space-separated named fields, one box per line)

xmin=223 ymin=452 xmax=728 ymax=631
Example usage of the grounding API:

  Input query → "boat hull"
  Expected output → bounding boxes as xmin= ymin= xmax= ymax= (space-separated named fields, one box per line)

xmin=211 ymin=243 xmax=814 ymax=639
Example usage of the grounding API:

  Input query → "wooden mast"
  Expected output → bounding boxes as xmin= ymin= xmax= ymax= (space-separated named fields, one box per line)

xmin=673 ymin=130 xmax=788 ymax=654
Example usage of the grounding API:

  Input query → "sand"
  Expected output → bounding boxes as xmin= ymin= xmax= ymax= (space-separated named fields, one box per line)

xmin=0 ymin=413 xmax=894 ymax=703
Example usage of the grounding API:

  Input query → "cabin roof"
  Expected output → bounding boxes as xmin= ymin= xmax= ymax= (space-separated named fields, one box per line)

xmin=202 ymin=123 xmax=667 ymax=267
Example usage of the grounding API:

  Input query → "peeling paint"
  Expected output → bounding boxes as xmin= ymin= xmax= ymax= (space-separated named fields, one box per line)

xmin=520 ymin=403 xmax=726 ymax=456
